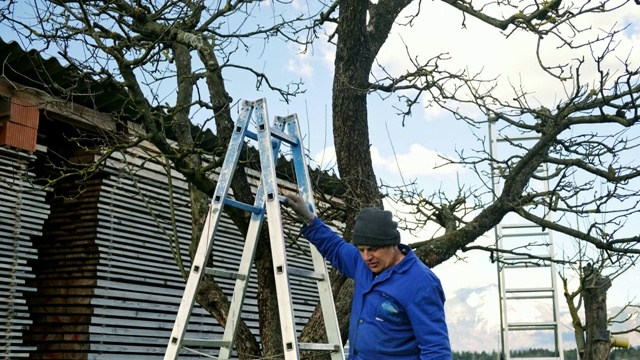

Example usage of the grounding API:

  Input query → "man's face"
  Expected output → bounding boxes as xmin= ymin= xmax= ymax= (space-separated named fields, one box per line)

xmin=356 ymin=245 xmax=397 ymax=274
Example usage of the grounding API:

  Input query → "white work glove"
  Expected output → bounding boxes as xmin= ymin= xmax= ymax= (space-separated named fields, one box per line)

xmin=282 ymin=193 xmax=315 ymax=224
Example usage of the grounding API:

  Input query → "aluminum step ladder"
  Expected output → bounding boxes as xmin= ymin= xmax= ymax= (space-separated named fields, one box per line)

xmin=164 ymin=99 xmax=344 ymax=360
xmin=488 ymin=120 xmax=564 ymax=360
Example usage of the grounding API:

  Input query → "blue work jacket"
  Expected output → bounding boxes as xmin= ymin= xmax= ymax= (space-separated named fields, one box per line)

xmin=302 ymin=217 xmax=452 ymax=360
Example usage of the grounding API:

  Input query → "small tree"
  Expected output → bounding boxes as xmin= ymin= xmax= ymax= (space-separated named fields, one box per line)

xmin=561 ymin=238 xmax=639 ymax=359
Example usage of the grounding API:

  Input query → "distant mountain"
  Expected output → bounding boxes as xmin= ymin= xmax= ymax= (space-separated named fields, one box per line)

xmin=446 ymin=284 xmax=502 ymax=352
xmin=445 ymin=284 xmax=640 ymax=352
xmin=609 ymin=305 xmax=640 ymax=346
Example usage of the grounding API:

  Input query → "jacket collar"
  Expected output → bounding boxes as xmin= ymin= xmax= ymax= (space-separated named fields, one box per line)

xmin=371 ymin=244 xmax=415 ymax=284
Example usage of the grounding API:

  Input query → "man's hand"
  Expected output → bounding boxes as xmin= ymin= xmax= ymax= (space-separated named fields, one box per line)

xmin=282 ymin=193 xmax=314 ymax=224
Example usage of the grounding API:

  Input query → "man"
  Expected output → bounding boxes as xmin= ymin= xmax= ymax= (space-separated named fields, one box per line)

xmin=283 ymin=194 xmax=451 ymax=360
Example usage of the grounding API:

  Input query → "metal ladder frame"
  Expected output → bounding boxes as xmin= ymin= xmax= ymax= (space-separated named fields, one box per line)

xmin=489 ymin=120 xmax=565 ymax=360
xmin=164 ymin=99 xmax=344 ymax=360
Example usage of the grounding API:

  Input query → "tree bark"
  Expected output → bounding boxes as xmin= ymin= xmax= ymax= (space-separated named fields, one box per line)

xmin=561 ymin=276 xmax=587 ymax=357
xmin=332 ymin=0 xmax=380 ymax=216
xmin=298 ymin=1 xmax=384 ymax=353
xmin=582 ymin=264 xmax=612 ymax=360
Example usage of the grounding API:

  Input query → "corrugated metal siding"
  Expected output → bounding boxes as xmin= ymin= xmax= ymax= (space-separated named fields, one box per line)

xmin=27 ymin=147 xmax=321 ymax=359
xmin=0 ymin=147 xmax=50 ymax=358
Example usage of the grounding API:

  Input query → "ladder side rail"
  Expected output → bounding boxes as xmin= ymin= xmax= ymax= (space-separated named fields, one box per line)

xmin=541 ymin=163 xmax=565 ymax=360
xmin=489 ymin=119 xmax=512 ymax=360
xmin=550 ymin=251 xmax=564 ymax=359
xmin=498 ymin=231 xmax=512 ymax=360
xmin=218 ymin=100 xmax=284 ymax=359
xmin=164 ymin=101 xmax=255 ymax=360
xmin=256 ymin=107 xmax=300 ymax=360
xmin=283 ymin=114 xmax=345 ymax=360
xmin=216 ymin=207 xmax=264 ymax=359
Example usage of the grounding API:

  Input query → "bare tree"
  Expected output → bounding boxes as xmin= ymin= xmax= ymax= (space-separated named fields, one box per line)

xmin=2 ymin=0 xmax=640 ymax=358
xmin=2 ymin=1 xmax=322 ymax=358
xmin=324 ymin=0 xmax=639 ymax=357
xmin=560 ymin=224 xmax=638 ymax=359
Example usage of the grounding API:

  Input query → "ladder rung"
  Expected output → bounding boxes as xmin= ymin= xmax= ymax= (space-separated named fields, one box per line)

xmin=222 ymin=198 xmax=263 ymax=214
xmin=502 ymin=263 xmax=551 ymax=269
xmin=503 ymin=255 xmax=551 ymax=262
xmin=502 ymin=255 xmax=532 ymax=261
xmin=506 ymin=294 xmax=555 ymax=300
xmin=244 ymin=128 xmax=298 ymax=146
xmin=502 ymin=260 xmax=551 ymax=265
xmin=506 ymin=287 xmax=554 ymax=293
xmin=502 ymin=232 xmax=549 ymax=237
xmin=205 ymin=268 xmax=247 ymax=281
xmin=270 ymin=128 xmax=298 ymax=146
xmin=501 ymin=256 xmax=551 ymax=267
xmin=181 ymin=337 xmax=229 ymax=348
xmin=245 ymin=129 xmax=258 ymax=141
xmin=298 ymin=343 xmax=340 ymax=352
xmin=501 ymin=224 xmax=541 ymax=229
xmin=508 ymin=322 xmax=558 ymax=330
xmin=288 ymin=266 xmax=325 ymax=281
xmin=497 ymin=135 xmax=540 ymax=143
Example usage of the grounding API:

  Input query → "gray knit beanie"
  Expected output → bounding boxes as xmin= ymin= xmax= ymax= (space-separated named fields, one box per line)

xmin=352 ymin=207 xmax=401 ymax=247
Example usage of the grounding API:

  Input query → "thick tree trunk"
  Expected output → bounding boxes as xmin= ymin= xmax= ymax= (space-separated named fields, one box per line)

xmin=298 ymin=1 xmax=379 ymax=354
xmin=332 ymin=0 xmax=380 ymax=216
xmin=582 ymin=264 xmax=612 ymax=360
xmin=195 ymin=276 xmax=260 ymax=359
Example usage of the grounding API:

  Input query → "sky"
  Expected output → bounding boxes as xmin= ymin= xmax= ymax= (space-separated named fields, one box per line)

xmin=3 ymin=0 xmax=639 ymax=353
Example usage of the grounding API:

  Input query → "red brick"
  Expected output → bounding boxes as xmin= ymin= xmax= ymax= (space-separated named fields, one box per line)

xmin=10 ymin=96 xmax=40 ymax=128
xmin=0 ymin=120 xmax=38 ymax=152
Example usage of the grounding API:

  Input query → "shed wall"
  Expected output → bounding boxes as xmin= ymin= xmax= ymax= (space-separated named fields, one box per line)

xmin=20 ymin=146 xmax=320 ymax=359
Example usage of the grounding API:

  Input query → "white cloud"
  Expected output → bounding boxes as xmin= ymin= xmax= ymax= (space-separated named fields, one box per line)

xmin=319 ymin=28 xmax=337 ymax=69
xmin=290 ymin=0 xmax=305 ymax=11
xmin=286 ymin=33 xmax=335 ymax=82
xmin=382 ymin=197 xmax=448 ymax=243
xmin=311 ymin=145 xmax=338 ymax=172
xmin=286 ymin=55 xmax=314 ymax=79
xmin=311 ymin=143 xmax=463 ymax=180
xmin=374 ymin=0 xmax=638 ymax=120
xmin=371 ymin=143 xmax=462 ymax=178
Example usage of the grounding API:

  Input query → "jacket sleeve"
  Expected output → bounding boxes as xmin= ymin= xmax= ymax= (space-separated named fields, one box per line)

xmin=407 ymin=283 xmax=452 ymax=360
xmin=301 ymin=217 xmax=360 ymax=279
